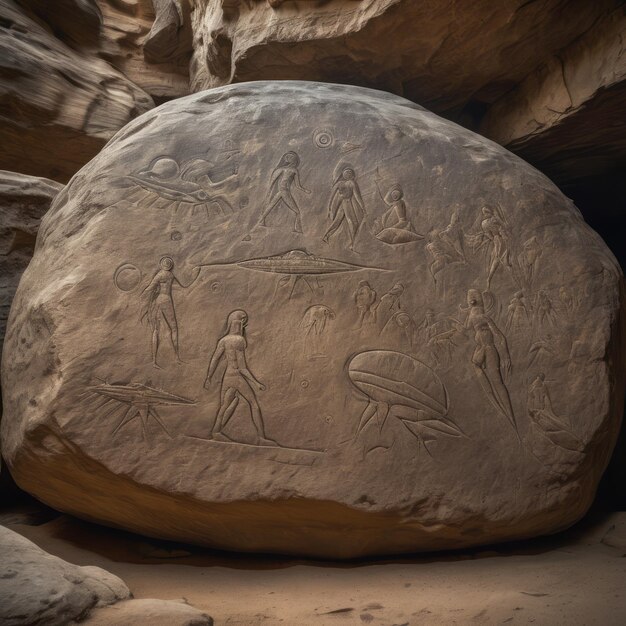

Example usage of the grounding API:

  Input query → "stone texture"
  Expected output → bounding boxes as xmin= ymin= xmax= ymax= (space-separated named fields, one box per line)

xmin=0 ymin=171 xmax=63 ymax=357
xmin=1 ymin=82 xmax=623 ymax=558
xmin=86 ymin=598 xmax=214 ymax=625
xmin=0 ymin=0 xmax=154 ymax=182
xmin=0 ymin=525 xmax=130 ymax=625
xmin=94 ymin=0 xmax=192 ymax=100
xmin=188 ymin=0 xmax=613 ymax=115
xmin=480 ymin=6 xmax=626 ymax=187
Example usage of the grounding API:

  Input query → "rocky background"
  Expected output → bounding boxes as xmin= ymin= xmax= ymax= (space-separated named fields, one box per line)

xmin=1 ymin=0 xmax=624 ymax=510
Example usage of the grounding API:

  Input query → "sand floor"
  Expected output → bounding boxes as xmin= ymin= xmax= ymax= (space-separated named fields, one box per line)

xmin=3 ymin=506 xmax=626 ymax=625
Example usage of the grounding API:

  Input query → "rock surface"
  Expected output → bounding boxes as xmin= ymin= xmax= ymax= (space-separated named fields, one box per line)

xmin=0 ymin=171 xmax=63 ymax=357
xmin=0 ymin=524 xmax=130 ymax=625
xmin=0 ymin=0 xmax=154 ymax=182
xmin=480 ymin=6 xmax=626 ymax=187
xmin=1 ymin=82 xmax=623 ymax=558
xmin=87 ymin=598 xmax=214 ymax=625
xmin=188 ymin=0 xmax=611 ymax=115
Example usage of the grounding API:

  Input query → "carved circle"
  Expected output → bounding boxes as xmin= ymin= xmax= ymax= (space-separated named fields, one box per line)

xmin=300 ymin=379 xmax=310 ymax=389
xmin=113 ymin=264 xmax=142 ymax=292
xmin=170 ymin=230 xmax=182 ymax=241
xmin=313 ymin=129 xmax=334 ymax=148
xmin=211 ymin=281 xmax=223 ymax=293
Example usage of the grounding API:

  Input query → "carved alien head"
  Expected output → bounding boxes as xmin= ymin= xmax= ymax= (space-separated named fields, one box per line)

xmin=227 ymin=309 xmax=248 ymax=334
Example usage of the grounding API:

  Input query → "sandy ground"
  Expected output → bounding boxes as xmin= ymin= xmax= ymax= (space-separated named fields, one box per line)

xmin=2 ymin=506 xmax=626 ymax=626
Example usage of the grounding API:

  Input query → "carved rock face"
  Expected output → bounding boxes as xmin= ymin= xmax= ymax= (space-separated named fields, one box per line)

xmin=2 ymin=82 xmax=623 ymax=558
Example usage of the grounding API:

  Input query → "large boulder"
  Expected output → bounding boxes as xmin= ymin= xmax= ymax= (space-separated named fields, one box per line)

xmin=0 ymin=525 xmax=130 ymax=625
xmin=1 ymin=82 xmax=623 ymax=558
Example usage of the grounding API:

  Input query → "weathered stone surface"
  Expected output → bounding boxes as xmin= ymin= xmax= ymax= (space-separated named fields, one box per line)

xmin=0 ymin=525 xmax=130 ymax=625
xmin=0 ymin=0 xmax=154 ymax=182
xmin=0 ymin=171 xmax=63 ymax=357
xmin=480 ymin=6 xmax=626 ymax=187
xmin=86 ymin=598 xmax=214 ymax=625
xmin=1 ymin=82 xmax=623 ymax=558
xmin=94 ymin=0 xmax=192 ymax=100
xmin=188 ymin=0 xmax=612 ymax=115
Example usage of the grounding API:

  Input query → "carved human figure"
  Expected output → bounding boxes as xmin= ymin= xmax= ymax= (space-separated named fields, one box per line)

xmin=322 ymin=167 xmax=366 ymax=251
xmin=461 ymin=289 xmax=516 ymax=429
xmin=505 ymin=291 xmax=530 ymax=331
xmin=376 ymin=282 xmax=404 ymax=330
xmin=518 ymin=236 xmax=542 ymax=287
xmin=527 ymin=373 xmax=582 ymax=452
xmin=204 ymin=310 xmax=275 ymax=445
xmin=426 ymin=227 xmax=463 ymax=285
xmin=141 ymin=257 xmax=199 ymax=368
xmin=535 ymin=290 xmax=557 ymax=327
xmin=259 ymin=152 xmax=310 ymax=233
xmin=439 ymin=207 xmax=465 ymax=261
xmin=354 ymin=280 xmax=377 ymax=328
xmin=372 ymin=184 xmax=421 ymax=244
xmin=559 ymin=285 xmax=577 ymax=313
xmin=467 ymin=205 xmax=512 ymax=288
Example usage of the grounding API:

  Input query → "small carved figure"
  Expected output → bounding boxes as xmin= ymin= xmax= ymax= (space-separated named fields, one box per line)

xmin=322 ymin=166 xmax=366 ymax=251
xmin=466 ymin=205 xmax=513 ymax=288
xmin=426 ymin=227 xmax=464 ymax=286
xmin=518 ymin=236 xmax=542 ymax=287
xmin=528 ymin=335 xmax=555 ymax=368
xmin=381 ymin=310 xmax=417 ymax=348
xmin=204 ymin=310 xmax=275 ymax=445
xmin=535 ymin=290 xmax=557 ymax=327
xmin=459 ymin=289 xmax=516 ymax=430
xmin=141 ymin=257 xmax=200 ymax=368
xmin=354 ymin=280 xmax=377 ymax=328
xmin=439 ymin=208 xmax=465 ymax=261
xmin=301 ymin=305 xmax=335 ymax=336
xmin=376 ymin=282 xmax=404 ymax=330
xmin=259 ymin=152 xmax=310 ymax=233
xmin=505 ymin=291 xmax=530 ymax=332
xmin=527 ymin=373 xmax=583 ymax=452
xmin=373 ymin=183 xmax=422 ymax=244
xmin=559 ymin=285 xmax=577 ymax=314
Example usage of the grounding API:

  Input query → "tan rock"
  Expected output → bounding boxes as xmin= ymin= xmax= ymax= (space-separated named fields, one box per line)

xmin=0 ymin=171 xmax=63 ymax=356
xmin=1 ymin=82 xmax=623 ymax=558
xmin=188 ymin=0 xmax=611 ymax=114
xmin=86 ymin=598 xmax=214 ymax=625
xmin=480 ymin=6 xmax=626 ymax=186
xmin=0 ymin=525 xmax=130 ymax=625
xmin=0 ymin=0 xmax=154 ymax=182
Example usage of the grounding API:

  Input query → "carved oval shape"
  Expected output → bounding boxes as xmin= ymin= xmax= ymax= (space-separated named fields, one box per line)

xmin=348 ymin=351 xmax=447 ymax=416
xmin=1 ymin=82 xmax=623 ymax=558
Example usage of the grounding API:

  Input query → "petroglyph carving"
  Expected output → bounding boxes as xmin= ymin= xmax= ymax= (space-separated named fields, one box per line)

xmin=376 ymin=282 xmax=405 ymax=331
xmin=322 ymin=165 xmax=366 ymax=251
xmin=458 ymin=289 xmax=516 ymax=431
xmin=87 ymin=382 xmax=194 ymax=442
xmin=300 ymin=305 xmax=335 ymax=358
xmin=505 ymin=291 xmax=531 ymax=332
xmin=527 ymin=373 xmax=585 ymax=473
xmin=426 ymin=211 xmax=466 ymax=285
xmin=113 ymin=263 xmax=142 ymax=292
xmin=354 ymin=280 xmax=377 ymax=328
xmin=373 ymin=181 xmax=422 ymax=245
xmin=126 ymin=155 xmax=237 ymax=218
xmin=518 ymin=236 xmax=542 ymax=288
xmin=140 ymin=257 xmax=200 ymax=368
xmin=204 ymin=310 xmax=275 ymax=446
xmin=535 ymin=290 xmax=557 ymax=327
xmin=348 ymin=351 xmax=461 ymax=454
xmin=466 ymin=205 xmax=513 ymax=289
xmin=259 ymin=152 xmax=310 ymax=233
xmin=313 ymin=128 xmax=334 ymax=148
